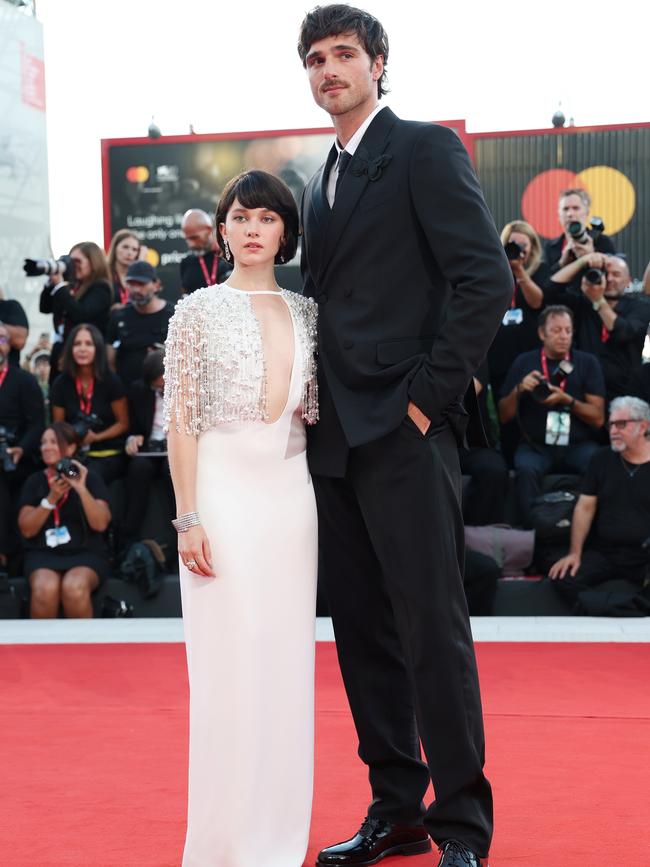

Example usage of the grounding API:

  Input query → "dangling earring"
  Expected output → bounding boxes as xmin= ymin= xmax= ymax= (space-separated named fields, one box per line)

xmin=223 ymin=238 xmax=231 ymax=261
xmin=280 ymin=252 xmax=285 ymax=264
xmin=279 ymin=239 xmax=285 ymax=264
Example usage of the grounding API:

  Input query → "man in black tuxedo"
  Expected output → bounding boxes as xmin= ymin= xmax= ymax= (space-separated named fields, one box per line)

xmin=298 ymin=6 xmax=511 ymax=867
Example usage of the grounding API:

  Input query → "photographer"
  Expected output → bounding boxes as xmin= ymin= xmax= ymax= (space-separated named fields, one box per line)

xmin=179 ymin=209 xmax=232 ymax=295
xmin=549 ymin=397 xmax=650 ymax=611
xmin=17 ymin=422 xmax=111 ymax=618
xmin=121 ymin=349 xmax=175 ymax=550
xmin=499 ymin=306 xmax=605 ymax=528
xmin=488 ymin=221 xmax=551 ymax=461
xmin=544 ymin=188 xmax=615 ymax=276
xmin=50 ymin=324 xmax=128 ymax=484
xmin=551 ymin=254 xmax=650 ymax=400
xmin=37 ymin=242 xmax=113 ymax=383
xmin=0 ymin=322 xmax=45 ymax=571
xmin=0 ymin=288 xmax=29 ymax=366
xmin=105 ymin=262 xmax=173 ymax=388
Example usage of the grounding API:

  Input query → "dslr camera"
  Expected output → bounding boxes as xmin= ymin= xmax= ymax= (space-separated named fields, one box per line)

xmin=0 ymin=426 xmax=17 ymax=473
xmin=584 ymin=267 xmax=606 ymax=285
xmin=532 ymin=359 xmax=575 ymax=402
xmin=72 ymin=411 xmax=103 ymax=442
xmin=23 ymin=255 xmax=75 ymax=282
xmin=567 ymin=217 xmax=605 ymax=246
xmin=145 ymin=438 xmax=167 ymax=454
xmin=55 ymin=457 xmax=80 ymax=480
xmin=504 ymin=240 xmax=525 ymax=261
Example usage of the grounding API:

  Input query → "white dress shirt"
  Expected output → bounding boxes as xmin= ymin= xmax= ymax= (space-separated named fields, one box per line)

xmin=326 ymin=104 xmax=387 ymax=207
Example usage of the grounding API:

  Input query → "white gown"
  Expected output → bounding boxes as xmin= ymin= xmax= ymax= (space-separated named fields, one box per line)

xmin=175 ymin=287 xmax=318 ymax=867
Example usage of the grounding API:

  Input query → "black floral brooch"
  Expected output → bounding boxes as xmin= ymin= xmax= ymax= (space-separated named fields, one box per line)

xmin=350 ymin=149 xmax=392 ymax=182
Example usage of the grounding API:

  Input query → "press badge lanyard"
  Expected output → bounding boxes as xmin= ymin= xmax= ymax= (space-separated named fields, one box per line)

xmin=75 ymin=377 xmax=94 ymax=414
xmin=115 ymin=277 xmax=128 ymax=305
xmin=541 ymin=349 xmax=571 ymax=446
xmin=0 ymin=366 xmax=8 ymax=390
xmin=198 ymin=254 xmax=218 ymax=286
xmin=502 ymin=278 xmax=523 ymax=326
xmin=540 ymin=349 xmax=569 ymax=391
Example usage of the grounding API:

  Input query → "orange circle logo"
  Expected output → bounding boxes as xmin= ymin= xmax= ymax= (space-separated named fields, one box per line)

xmin=126 ymin=166 xmax=150 ymax=183
xmin=521 ymin=166 xmax=635 ymax=238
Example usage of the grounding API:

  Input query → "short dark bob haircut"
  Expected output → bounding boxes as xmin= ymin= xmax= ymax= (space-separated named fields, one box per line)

xmin=61 ymin=322 xmax=109 ymax=381
xmin=538 ymin=305 xmax=574 ymax=331
xmin=215 ymin=170 xmax=299 ymax=265
xmin=297 ymin=4 xmax=389 ymax=99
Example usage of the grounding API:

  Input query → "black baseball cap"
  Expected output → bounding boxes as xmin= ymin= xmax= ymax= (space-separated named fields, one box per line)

xmin=126 ymin=261 xmax=159 ymax=284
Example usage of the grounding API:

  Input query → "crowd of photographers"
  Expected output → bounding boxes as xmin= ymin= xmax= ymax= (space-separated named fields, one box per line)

xmin=1 ymin=188 xmax=650 ymax=618
xmin=0 ymin=210 xmax=231 ymax=617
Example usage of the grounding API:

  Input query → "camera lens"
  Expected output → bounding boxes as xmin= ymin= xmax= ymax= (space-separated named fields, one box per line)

xmin=585 ymin=267 xmax=605 ymax=284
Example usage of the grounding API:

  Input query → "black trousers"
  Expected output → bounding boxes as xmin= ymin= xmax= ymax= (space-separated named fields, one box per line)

xmin=313 ymin=419 xmax=492 ymax=856
xmin=459 ymin=447 xmax=509 ymax=526
xmin=123 ymin=456 xmax=175 ymax=543
xmin=553 ymin=547 xmax=648 ymax=604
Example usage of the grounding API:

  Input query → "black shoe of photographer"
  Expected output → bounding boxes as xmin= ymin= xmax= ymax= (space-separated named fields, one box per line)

xmin=316 ymin=816 xmax=431 ymax=865
xmin=437 ymin=839 xmax=488 ymax=867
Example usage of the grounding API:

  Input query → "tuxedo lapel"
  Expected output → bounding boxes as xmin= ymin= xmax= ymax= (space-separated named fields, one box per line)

xmin=311 ymin=144 xmax=336 ymax=228
xmin=304 ymin=145 xmax=336 ymax=282
xmin=317 ymin=107 xmax=398 ymax=284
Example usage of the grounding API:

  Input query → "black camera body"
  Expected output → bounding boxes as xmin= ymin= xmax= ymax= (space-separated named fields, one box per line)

xmin=55 ymin=458 xmax=80 ymax=480
xmin=23 ymin=255 xmax=75 ymax=283
xmin=72 ymin=412 xmax=103 ymax=442
xmin=567 ymin=221 xmax=589 ymax=244
xmin=568 ymin=217 xmax=605 ymax=246
xmin=531 ymin=360 xmax=575 ymax=403
xmin=145 ymin=438 xmax=167 ymax=454
xmin=584 ymin=267 xmax=606 ymax=285
xmin=504 ymin=240 xmax=524 ymax=261
xmin=0 ymin=426 xmax=17 ymax=473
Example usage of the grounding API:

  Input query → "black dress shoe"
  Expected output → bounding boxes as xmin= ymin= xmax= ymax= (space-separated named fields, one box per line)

xmin=316 ymin=816 xmax=431 ymax=865
xmin=437 ymin=839 xmax=488 ymax=867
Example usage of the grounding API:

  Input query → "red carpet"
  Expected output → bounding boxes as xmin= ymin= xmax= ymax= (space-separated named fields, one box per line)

xmin=0 ymin=641 xmax=648 ymax=866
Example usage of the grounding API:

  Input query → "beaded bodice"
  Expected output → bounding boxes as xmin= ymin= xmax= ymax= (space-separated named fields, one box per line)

xmin=163 ymin=284 xmax=318 ymax=436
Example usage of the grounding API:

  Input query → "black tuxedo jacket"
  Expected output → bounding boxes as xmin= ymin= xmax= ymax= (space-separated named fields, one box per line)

xmin=300 ymin=107 xmax=512 ymax=475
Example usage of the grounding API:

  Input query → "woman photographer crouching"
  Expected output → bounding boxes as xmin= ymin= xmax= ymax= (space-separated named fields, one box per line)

xmin=50 ymin=323 xmax=129 ymax=484
xmin=17 ymin=422 xmax=111 ymax=618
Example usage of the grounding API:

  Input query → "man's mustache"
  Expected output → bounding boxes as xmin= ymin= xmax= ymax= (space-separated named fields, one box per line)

xmin=321 ymin=80 xmax=349 ymax=93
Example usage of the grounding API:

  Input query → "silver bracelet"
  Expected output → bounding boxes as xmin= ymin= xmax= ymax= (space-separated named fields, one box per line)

xmin=172 ymin=512 xmax=201 ymax=533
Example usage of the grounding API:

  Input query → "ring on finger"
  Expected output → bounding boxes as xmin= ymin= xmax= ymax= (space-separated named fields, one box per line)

xmin=185 ymin=559 xmax=197 ymax=570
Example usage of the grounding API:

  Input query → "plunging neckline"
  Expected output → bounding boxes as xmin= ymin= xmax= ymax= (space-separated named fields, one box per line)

xmin=222 ymin=283 xmax=297 ymax=424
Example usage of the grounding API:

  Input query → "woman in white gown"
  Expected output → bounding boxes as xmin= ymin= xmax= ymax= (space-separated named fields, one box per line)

xmin=164 ymin=170 xmax=319 ymax=867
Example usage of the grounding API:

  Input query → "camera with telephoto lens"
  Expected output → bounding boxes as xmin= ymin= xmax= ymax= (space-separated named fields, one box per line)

xmin=55 ymin=457 xmax=80 ymax=480
xmin=23 ymin=255 xmax=75 ymax=282
xmin=145 ymin=438 xmax=167 ymax=454
xmin=72 ymin=411 xmax=103 ymax=442
xmin=568 ymin=217 xmax=605 ymax=246
xmin=567 ymin=221 xmax=590 ymax=244
xmin=0 ymin=426 xmax=17 ymax=473
xmin=504 ymin=240 xmax=524 ymax=261
xmin=585 ymin=267 xmax=605 ymax=285
xmin=532 ymin=359 xmax=575 ymax=402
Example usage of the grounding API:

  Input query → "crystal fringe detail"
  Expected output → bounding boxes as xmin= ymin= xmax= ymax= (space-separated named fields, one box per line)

xmin=164 ymin=284 xmax=318 ymax=436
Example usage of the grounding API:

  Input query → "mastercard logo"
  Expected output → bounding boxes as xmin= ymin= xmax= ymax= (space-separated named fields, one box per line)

xmin=521 ymin=166 xmax=635 ymax=238
xmin=126 ymin=166 xmax=150 ymax=183
xmin=144 ymin=248 xmax=160 ymax=267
